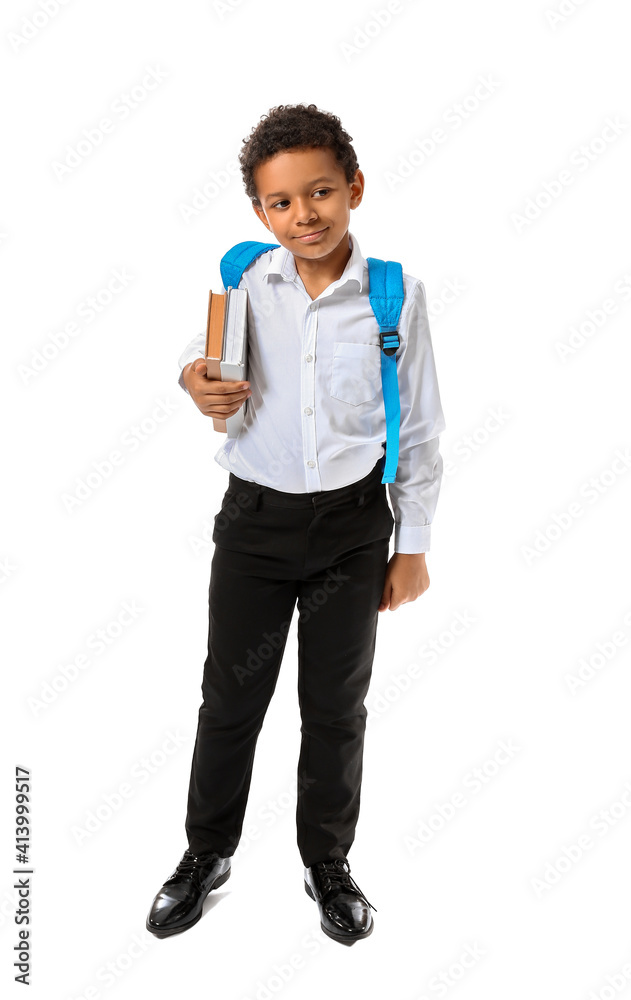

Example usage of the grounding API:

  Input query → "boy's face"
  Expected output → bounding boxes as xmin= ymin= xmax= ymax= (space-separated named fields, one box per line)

xmin=251 ymin=146 xmax=364 ymax=262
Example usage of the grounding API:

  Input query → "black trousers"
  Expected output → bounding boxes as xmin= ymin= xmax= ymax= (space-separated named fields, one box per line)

xmin=185 ymin=456 xmax=394 ymax=868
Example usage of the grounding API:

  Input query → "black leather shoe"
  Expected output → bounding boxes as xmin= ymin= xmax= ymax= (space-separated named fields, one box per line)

xmin=146 ymin=849 xmax=231 ymax=937
xmin=304 ymin=858 xmax=376 ymax=945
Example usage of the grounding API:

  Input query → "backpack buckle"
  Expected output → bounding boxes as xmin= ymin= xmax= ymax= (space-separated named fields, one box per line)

xmin=380 ymin=331 xmax=400 ymax=356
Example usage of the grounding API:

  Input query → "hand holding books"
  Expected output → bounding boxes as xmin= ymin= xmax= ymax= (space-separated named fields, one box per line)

xmin=182 ymin=359 xmax=251 ymax=424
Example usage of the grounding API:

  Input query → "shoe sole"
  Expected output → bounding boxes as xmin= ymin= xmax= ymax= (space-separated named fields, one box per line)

xmin=146 ymin=866 xmax=231 ymax=938
xmin=304 ymin=879 xmax=374 ymax=945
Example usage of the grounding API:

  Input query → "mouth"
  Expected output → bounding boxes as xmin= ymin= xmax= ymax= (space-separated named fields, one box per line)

xmin=295 ymin=228 xmax=327 ymax=242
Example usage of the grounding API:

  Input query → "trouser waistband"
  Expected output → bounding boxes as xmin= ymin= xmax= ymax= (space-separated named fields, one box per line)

xmin=227 ymin=457 xmax=384 ymax=512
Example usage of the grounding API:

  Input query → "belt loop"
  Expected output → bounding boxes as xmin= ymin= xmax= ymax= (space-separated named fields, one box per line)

xmin=357 ymin=489 xmax=365 ymax=508
xmin=253 ymin=485 xmax=263 ymax=512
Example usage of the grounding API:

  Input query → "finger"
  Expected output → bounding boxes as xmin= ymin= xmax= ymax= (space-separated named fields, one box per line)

xmin=209 ymin=396 xmax=249 ymax=413
xmin=205 ymin=386 xmax=251 ymax=400
xmin=200 ymin=378 xmax=250 ymax=392
xmin=204 ymin=403 xmax=242 ymax=418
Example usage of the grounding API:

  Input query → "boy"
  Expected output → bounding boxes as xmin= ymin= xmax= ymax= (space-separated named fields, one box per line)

xmin=146 ymin=103 xmax=446 ymax=946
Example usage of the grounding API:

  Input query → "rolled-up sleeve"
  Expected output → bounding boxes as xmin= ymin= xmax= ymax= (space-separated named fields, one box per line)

xmin=388 ymin=280 xmax=447 ymax=554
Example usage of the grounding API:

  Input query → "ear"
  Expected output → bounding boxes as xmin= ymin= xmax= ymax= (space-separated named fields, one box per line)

xmin=251 ymin=201 xmax=271 ymax=232
xmin=350 ymin=168 xmax=365 ymax=210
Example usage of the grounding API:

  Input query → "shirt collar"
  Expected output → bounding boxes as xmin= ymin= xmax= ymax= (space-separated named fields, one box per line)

xmin=263 ymin=231 xmax=365 ymax=292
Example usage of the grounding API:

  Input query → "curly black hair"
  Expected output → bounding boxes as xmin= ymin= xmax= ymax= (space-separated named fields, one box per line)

xmin=239 ymin=103 xmax=359 ymax=206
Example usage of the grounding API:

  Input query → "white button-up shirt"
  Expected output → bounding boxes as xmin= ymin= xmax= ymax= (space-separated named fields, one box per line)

xmin=177 ymin=231 xmax=446 ymax=553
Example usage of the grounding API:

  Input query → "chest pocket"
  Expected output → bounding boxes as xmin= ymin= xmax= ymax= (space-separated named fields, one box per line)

xmin=330 ymin=342 xmax=382 ymax=406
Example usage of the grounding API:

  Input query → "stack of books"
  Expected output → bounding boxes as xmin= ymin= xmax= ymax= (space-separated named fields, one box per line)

xmin=204 ymin=285 xmax=249 ymax=437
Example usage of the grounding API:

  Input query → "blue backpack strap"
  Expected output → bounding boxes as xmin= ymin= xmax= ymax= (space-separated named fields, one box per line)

xmin=220 ymin=240 xmax=279 ymax=290
xmin=366 ymin=257 xmax=405 ymax=484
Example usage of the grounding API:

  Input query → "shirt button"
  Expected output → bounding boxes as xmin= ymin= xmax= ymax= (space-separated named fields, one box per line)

xmin=304 ymin=407 xmax=313 ymax=415
xmin=305 ymin=354 xmax=313 ymax=362
xmin=307 ymin=460 xmax=316 ymax=468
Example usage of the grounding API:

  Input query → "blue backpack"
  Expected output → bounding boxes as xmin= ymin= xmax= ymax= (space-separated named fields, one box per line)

xmin=220 ymin=241 xmax=405 ymax=485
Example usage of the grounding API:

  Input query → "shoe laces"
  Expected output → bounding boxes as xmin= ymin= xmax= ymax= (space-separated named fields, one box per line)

xmin=314 ymin=859 xmax=377 ymax=912
xmin=165 ymin=850 xmax=218 ymax=890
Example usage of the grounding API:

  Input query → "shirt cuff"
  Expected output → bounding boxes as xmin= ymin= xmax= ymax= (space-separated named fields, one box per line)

xmin=394 ymin=522 xmax=431 ymax=554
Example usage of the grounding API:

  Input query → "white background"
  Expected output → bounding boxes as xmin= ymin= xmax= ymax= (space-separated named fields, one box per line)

xmin=2 ymin=0 xmax=631 ymax=997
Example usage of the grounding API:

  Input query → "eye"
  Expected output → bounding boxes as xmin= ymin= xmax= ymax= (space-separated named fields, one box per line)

xmin=270 ymin=189 xmax=330 ymax=210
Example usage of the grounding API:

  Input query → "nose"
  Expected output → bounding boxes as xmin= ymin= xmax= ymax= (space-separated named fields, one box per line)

xmin=294 ymin=198 xmax=318 ymax=224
